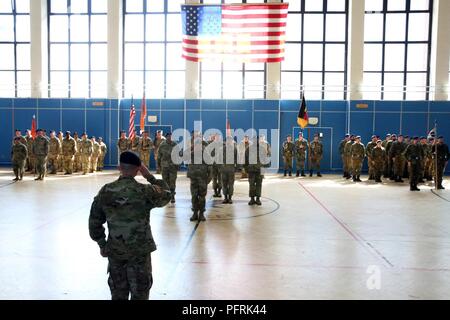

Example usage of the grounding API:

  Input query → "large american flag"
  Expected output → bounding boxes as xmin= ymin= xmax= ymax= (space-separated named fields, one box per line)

xmin=181 ymin=3 xmax=289 ymax=63
xmin=129 ymin=103 xmax=136 ymax=141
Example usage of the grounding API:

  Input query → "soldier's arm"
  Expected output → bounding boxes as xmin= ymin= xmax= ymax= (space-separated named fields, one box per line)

xmin=88 ymin=188 xmax=107 ymax=249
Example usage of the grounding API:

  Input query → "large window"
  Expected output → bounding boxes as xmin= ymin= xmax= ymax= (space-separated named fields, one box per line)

xmin=199 ymin=0 xmax=267 ymax=99
xmin=281 ymin=0 xmax=349 ymax=100
xmin=122 ymin=0 xmax=184 ymax=98
xmin=0 ymin=0 xmax=30 ymax=97
xmin=48 ymin=0 xmax=108 ymax=98
xmin=363 ymin=0 xmax=433 ymax=100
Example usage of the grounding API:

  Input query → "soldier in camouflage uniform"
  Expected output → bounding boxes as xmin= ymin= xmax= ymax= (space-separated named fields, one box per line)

xmin=32 ymin=129 xmax=49 ymax=181
xmin=238 ymin=135 xmax=251 ymax=179
xmin=351 ymin=135 xmax=365 ymax=182
xmin=98 ymin=137 xmax=107 ymax=171
xmin=139 ymin=131 xmax=153 ymax=167
xmin=73 ymin=132 xmax=82 ymax=172
xmin=339 ymin=134 xmax=350 ymax=178
xmin=419 ymin=136 xmax=431 ymax=182
xmin=386 ymin=134 xmax=396 ymax=180
xmin=117 ymin=131 xmax=130 ymax=160
xmin=153 ymin=130 xmax=166 ymax=174
xmin=282 ymin=135 xmax=295 ymax=176
xmin=57 ymin=131 xmax=64 ymax=172
xmin=404 ymin=136 xmax=425 ymax=191
xmin=344 ymin=135 xmax=355 ymax=179
xmin=366 ymin=135 xmax=378 ymax=180
xmin=389 ymin=134 xmax=407 ymax=182
xmin=79 ymin=133 xmax=93 ymax=175
xmin=11 ymin=137 xmax=28 ymax=181
xmin=220 ymin=136 xmax=238 ymax=204
xmin=309 ymin=134 xmax=323 ymax=177
xmin=208 ymin=134 xmax=223 ymax=198
xmin=431 ymin=136 xmax=449 ymax=190
xmin=245 ymin=136 xmax=270 ymax=206
xmin=90 ymin=136 xmax=101 ymax=173
xmin=12 ymin=129 xmax=27 ymax=147
xmin=381 ymin=134 xmax=391 ymax=178
xmin=295 ymin=132 xmax=309 ymax=177
xmin=89 ymin=151 xmax=171 ymax=300
xmin=25 ymin=130 xmax=35 ymax=172
xmin=48 ymin=131 xmax=61 ymax=174
xmin=129 ymin=133 xmax=140 ymax=156
xmin=62 ymin=131 xmax=76 ymax=174
xmin=371 ymin=140 xmax=386 ymax=183
xmin=187 ymin=134 xmax=211 ymax=221
xmin=157 ymin=132 xmax=180 ymax=203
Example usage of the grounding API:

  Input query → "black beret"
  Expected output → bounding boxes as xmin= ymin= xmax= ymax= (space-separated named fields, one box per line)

xmin=36 ymin=128 xmax=42 ymax=132
xmin=65 ymin=131 xmax=71 ymax=134
xmin=419 ymin=136 xmax=426 ymax=140
xmin=14 ymin=136 xmax=21 ymax=141
xmin=438 ymin=136 xmax=443 ymax=139
xmin=82 ymin=132 xmax=87 ymax=136
xmin=73 ymin=131 xmax=78 ymax=135
xmin=404 ymin=135 xmax=410 ymax=139
xmin=120 ymin=151 xmax=141 ymax=167
xmin=15 ymin=129 xmax=20 ymax=132
xmin=398 ymin=134 xmax=403 ymax=137
xmin=165 ymin=132 xmax=172 ymax=137
xmin=413 ymin=136 xmax=419 ymax=140
xmin=376 ymin=140 xmax=382 ymax=143
xmin=345 ymin=134 xmax=350 ymax=137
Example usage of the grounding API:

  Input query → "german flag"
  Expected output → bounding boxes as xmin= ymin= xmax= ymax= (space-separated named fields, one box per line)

xmin=297 ymin=94 xmax=308 ymax=129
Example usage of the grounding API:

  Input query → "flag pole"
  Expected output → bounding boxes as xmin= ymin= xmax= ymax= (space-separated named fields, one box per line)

xmin=434 ymin=120 xmax=438 ymax=190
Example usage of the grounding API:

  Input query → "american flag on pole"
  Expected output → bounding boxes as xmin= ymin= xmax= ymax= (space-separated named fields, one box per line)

xmin=129 ymin=99 xmax=136 ymax=141
xmin=181 ymin=3 xmax=289 ymax=63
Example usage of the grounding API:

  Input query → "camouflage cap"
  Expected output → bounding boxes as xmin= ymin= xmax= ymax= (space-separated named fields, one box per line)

xmin=386 ymin=133 xmax=391 ymax=137
xmin=371 ymin=135 xmax=377 ymax=139
xmin=355 ymin=135 xmax=361 ymax=139
xmin=120 ymin=151 xmax=141 ymax=167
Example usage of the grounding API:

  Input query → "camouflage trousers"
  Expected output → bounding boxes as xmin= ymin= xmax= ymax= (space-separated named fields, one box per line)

xmin=107 ymin=253 xmax=153 ymax=300
xmin=98 ymin=154 xmax=105 ymax=170
xmin=310 ymin=156 xmax=322 ymax=172
xmin=367 ymin=157 xmax=374 ymax=177
xmin=154 ymin=153 xmax=161 ymax=173
xmin=35 ymin=155 xmax=47 ymax=179
xmin=26 ymin=156 xmax=35 ymax=172
xmin=58 ymin=154 xmax=64 ymax=172
xmin=47 ymin=154 xmax=59 ymax=174
xmin=220 ymin=167 xmax=235 ymax=196
xmin=283 ymin=155 xmax=293 ymax=171
xmin=408 ymin=161 xmax=421 ymax=187
xmin=189 ymin=175 xmax=208 ymax=212
xmin=372 ymin=160 xmax=384 ymax=180
xmin=212 ymin=165 xmax=222 ymax=190
xmin=248 ymin=170 xmax=263 ymax=197
xmin=90 ymin=154 xmax=99 ymax=173
xmin=80 ymin=154 xmax=91 ymax=174
xmin=63 ymin=155 xmax=74 ymax=174
xmin=161 ymin=166 xmax=177 ymax=194
xmin=140 ymin=151 xmax=151 ymax=167
xmin=296 ymin=156 xmax=306 ymax=170
xmin=352 ymin=157 xmax=363 ymax=176
xmin=74 ymin=153 xmax=81 ymax=172
xmin=12 ymin=160 xmax=25 ymax=179
xmin=393 ymin=156 xmax=406 ymax=178
xmin=345 ymin=155 xmax=353 ymax=174
xmin=434 ymin=161 xmax=446 ymax=187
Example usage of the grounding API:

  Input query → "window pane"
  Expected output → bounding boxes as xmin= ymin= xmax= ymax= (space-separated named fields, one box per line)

xmin=126 ymin=0 xmax=143 ymax=12
xmin=71 ymin=15 xmax=89 ymax=42
xmin=70 ymin=0 xmax=87 ymax=13
xmin=325 ymin=44 xmax=345 ymax=71
xmin=125 ymin=15 xmax=144 ymax=41
xmin=365 ymin=0 xmax=383 ymax=11
xmin=71 ymin=44 xmax=89 ymax=70
xmin=146 ymin=43 xmax=165 ymax=70
xmin=303 ymin=44 xmax=323 ymax=71
xmin=327 ymin=0 xmax=346 ymax=12
xmin=50 ymin=71 xmax=69 ymax=97
xmin=91 ymin=71 xmax=107 ymax=97
xmin=124 ymin=43 xmax=144 ymax=70
xmin=363 ymin=72 xmax=382 ymax=100
xmin=325 ymin=14 xmax=345 ymax=41
xmin=91 ymin=44 xmax=107 ymax=70
xmin=201 ymin=61 xmax=222 ymax=71
xmin=364 ymin=44 xmax=383 ymax=71
xmin=408 ymin=13 xmax=429 ymax=41
xmin=383 ymin=73 xmax=404 ymax=100
xmin=303 ymin=72 xmax=323 ymax=99
xmin=145 ymin=71 xmax=164 ymax=98
xmin=146 ymin=14 xmax=165 ymax=41
xmin=324 ymin=72 xmax=344 ymax=100
xmin=245 ymin=71 xmax=264 ymax=99
xmin=201 ymin=71 xmax=221 ymax=98
xmin=288 ymin=0 xmax=301 ymax=11
xmin=223 ymin=62 xmax=242 ymax=71
xmin=91 ymin=0 xmax=107 ymax=13
xmin=71 ymin=71 xmax=89 ymax=97
xmin=166 ymin=43 xmax=184 ymax=70
xmin=50 ymin=16 xmax=68 ymax=42
xmin=281 ymin=72 xmax=300 ymax=99
xmin=387 ymin=0 xmax=406 ymax=11
xmin=50 ymin=44 xmax=69 ymax=70
xmin=166 ymin=14 xmax=181 ymax=41
xmin=384 ymin=44 xmax=405 ymax=71
xmin=15 ymin=15 xmax=30 ymax=42
xmin=167 ymin=0 xmax=184 ymax=13
xmin=16 ymin=44 xmax=30 ymax=70
xmin=286 ymin=14 xmax=301 ymax=41
xmin=281 ymin=43 xmax=301 ymax=70
xmin=303 ymin=14 xmax=323 ymax=41
xmin=305 ymin=0 xmax=322 ymax=11
xmin=0 ymin=1 xmax=12 ymax=12
xmin=410 ymin=0 xmax=429 ymax=11
xmin=166 ymin=71 xmax=185 ymax=98
xmin=385 ymin=13 xmax=406 ymax=41
xmin=407 ymin=44 xmax=428 ymax=71
xmin=0 ymin=44 xmax=14 ymax=69
xmin=124 ymin=71 xmax=144 ymax=97
xmin=245 ymin=62 xmax=264 ymax=71
xmin=51 ymin=0 xmax=68 ymax=13
xmin=0 ymin=71 xmax=15 ymax=97
xmin=406 ymin=73 xmax=427 ymax=100
xmin=91 ymin=15 xmax=107 ymax=42
xmin=0 ymin=16 xmax=14 ymax=41
xmin=17 ymin=71 xmax=31 ymax=97
xmin=364 ymin=13 xmax=383 ymax=41
xmin=147 ymin=0 xmax=164 ymax=12
xmin=223 ymin=71 xmax=243 ymax=99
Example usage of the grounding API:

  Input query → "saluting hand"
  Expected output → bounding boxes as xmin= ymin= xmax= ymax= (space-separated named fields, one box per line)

xmin=139 ymin=164 xmax=153 ymax=180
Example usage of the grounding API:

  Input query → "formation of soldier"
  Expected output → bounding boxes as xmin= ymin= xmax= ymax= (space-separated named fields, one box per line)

xmin=338 ymin=133 xmax=449 ymax=191
xmin=10 ymin=128 xmax=108 ymax=181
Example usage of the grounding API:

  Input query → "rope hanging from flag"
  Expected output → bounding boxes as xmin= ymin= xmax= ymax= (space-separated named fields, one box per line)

xmin=129 ymin=98 xmax=136 ymax=140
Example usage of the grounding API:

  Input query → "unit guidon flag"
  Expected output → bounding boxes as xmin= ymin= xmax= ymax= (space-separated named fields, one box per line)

xmin=181 ymin=3 xmax=289 ymax=63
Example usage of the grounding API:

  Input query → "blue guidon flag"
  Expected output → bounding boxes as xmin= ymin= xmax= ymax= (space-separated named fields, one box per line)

xmin=181 ymin=3 xmax=289 ymax=63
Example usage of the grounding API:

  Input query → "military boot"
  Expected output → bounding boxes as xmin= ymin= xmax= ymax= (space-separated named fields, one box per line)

xmin=248 ymin=197 xmax=256 ymax=205
xmin=170 ymin=193 xmax=176 ymax=204
xmin=222 ymin=195 xmax=229 ymax=204
xmin=309 ymin=171 xmax=313 ymax=177
xmin=255 ymin=197 xmax=262 ymax=206
xmin=317 ymin=172 xmax=322 ymax=177
xmin=190 ymin=211 xmax=198 ymax=221
xmin=357 ymin=175 xmax=362 ymax=182
xmin=288 ymin=171 xmax=292 ymax=177
xmin=198 ymin=211 xmax=206 ymax=221
xmin=13 ymin=176 xmax=19 ymax=181
xmin=301 ymin=170 xmax=306 ymax=177
xmin=296 ymin=170 xmax=300 ymax=177
xmin=352 ymin=175 xmax=356 ymax=182
xmin=228 ymin=195 xmax=233 ymax=204
xmin=283 ymin=170 xmax=287 ymax=176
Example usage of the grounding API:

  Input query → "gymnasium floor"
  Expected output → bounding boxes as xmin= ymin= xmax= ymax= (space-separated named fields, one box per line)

xmin=0 ymin=168 xmax=449 ymax=300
